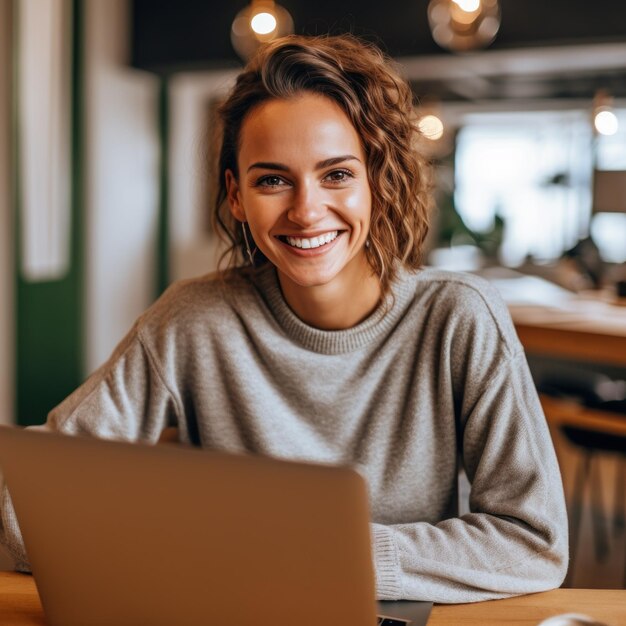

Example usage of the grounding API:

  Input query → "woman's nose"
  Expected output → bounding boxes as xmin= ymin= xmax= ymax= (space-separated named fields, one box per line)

xmin=287 ymin=184 xmax=327 ymax=226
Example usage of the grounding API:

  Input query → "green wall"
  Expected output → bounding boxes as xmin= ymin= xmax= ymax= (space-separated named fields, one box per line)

xmin=14 ymin=0 xmax=84 ymax=426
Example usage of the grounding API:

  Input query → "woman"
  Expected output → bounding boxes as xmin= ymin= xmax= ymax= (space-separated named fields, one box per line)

xmin=1 ymin=34 xmax=568 ymax=603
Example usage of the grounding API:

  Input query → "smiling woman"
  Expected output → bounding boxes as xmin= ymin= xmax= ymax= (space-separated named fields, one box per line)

xmin=225 ymin=93 xmax=377 ymax=329
xmin=1 ymin=34 xmax=569 ymax=605
xmin=213 ymin=35 xmax=431 ymax=304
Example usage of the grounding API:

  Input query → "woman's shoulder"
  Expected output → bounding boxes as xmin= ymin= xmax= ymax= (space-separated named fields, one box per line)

xmin=413 ymin=267 xmax=504 ymax=304
xmin=136 ymin=268 xmax=259 ymax=334
xmin=407 ymin=267 xmax=519 ymax=352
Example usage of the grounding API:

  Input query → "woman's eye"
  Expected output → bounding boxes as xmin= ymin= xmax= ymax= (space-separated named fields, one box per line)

xmin=325 ymin=169 xmax=353 ymax=183
xmin=257 ymin=175 xmax=285 ymax=188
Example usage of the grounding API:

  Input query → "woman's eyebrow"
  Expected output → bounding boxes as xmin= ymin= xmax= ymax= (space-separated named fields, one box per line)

xmin=246 ymin=154 xmax=360 ymax=174
xmin=247 ymin=161 xmax=289 ymax=173
xmin=315 ymin=155 xmax=360 ymax=169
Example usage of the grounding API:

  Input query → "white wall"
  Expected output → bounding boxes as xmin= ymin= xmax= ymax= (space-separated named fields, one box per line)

xmin=84 ymin=0 xmax=160 ymax=373
xmin=0 ymin=0 xmax=14 ymax=427
xmin=169 ymin=70 xmax=238 ymax=281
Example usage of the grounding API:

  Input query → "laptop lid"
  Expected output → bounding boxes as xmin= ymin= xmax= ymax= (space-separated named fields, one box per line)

xmin=0 ymin=426 xmax=431 ymax=626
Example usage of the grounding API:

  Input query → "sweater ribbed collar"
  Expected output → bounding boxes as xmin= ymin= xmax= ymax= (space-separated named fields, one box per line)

xmin=253 ymin=265 xmax=417 ymax=354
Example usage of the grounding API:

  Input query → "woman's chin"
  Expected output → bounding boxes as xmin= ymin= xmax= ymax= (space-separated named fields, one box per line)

xmin=277 ymin=267 xmax=341 ymax=290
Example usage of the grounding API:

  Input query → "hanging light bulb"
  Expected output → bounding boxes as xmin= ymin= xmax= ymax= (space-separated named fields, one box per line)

xmin=231 ymin=1 xmax=294 ymax=61
xmin=595 ymin=110 xmax=619 ymax=136
xmin=592 ymin=90 xmax=619 ymax=136
xmin=452 ymin=0 xmax=481 ymax=11
xmin=428 ymin=0 xmax=500 ymax=52
xmin=418 ymin=114 xmax=445 ymax=141
xmin=250 ymin=12 xmax=277 ymax=35
xmin=415 ymin=102 xmax=453 ymax=158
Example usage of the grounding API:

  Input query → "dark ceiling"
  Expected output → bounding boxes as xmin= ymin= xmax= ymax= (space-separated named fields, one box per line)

xmin=131 ymin=1 xmax=626 ymax=103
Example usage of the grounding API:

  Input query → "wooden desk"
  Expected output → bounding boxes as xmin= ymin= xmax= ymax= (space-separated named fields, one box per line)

xmin=1 ymin=572 xmax=624 ymax=625
xmin=513 ymin=316 xmax=626 ymax=367
xmin=506 ymin=288 xmax=626 ymax=432
xmin=488 ymin=272 xmax=626 ymax=367
xmin=430 ymin=588 xmax=626 ymax=625
xmin=0 ymin=572 xmax=45 ymax=626
xmin=509 ymin=301 xmax=626 ymax=368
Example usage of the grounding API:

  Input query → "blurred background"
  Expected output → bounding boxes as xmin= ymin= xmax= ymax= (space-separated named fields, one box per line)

xmin=0 ymin=0 xmax=625 ymax=587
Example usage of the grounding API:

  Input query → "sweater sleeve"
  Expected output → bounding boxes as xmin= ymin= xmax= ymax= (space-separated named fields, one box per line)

xmin=0 ymin=323 xmax=182 ymax=571
xmin=371 ymin=347 xmax=569 ymax=604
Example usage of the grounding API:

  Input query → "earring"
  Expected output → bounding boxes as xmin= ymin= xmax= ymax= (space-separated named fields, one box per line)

xmin=241 ymin=222 xmax=256 ymax=266
xmin=365 ymin=238 xmax=371 ymax=249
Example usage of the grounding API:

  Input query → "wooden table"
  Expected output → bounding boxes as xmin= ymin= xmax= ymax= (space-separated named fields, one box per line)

xmin=429 ymin=588 xmax=626 ymax=625
xmin=1 ymin=572 xmax=624 ymax=625
xmin=513 ymin=315 xmax=626 ymax=367
xmin=505 ymin=284 xmax=626 ymax=433
xmin=494 ymin=274 xmax=626 ymax=367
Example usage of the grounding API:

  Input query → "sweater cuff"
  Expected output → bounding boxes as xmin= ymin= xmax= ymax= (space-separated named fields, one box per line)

xmin=1 ymin=486 xmax=31 ymax=573
xmin=371 ymin=523 xmax=402 ymax=600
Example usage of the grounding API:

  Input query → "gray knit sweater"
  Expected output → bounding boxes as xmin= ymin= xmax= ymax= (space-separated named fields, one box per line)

xmin=0 ymin=265 xmax=568 ymax=603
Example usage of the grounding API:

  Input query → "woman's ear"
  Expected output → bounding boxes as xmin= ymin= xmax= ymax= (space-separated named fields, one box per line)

xmin=225 ymin=169 xmax=246 ymax=222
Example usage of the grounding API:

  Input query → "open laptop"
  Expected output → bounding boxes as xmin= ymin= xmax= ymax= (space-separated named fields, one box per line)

xmin=0 ymin=426 xmax=431 ymax=626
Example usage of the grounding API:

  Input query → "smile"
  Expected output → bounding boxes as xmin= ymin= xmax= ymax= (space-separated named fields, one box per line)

xmin=281 ymin=231 xmax=339 ymax=249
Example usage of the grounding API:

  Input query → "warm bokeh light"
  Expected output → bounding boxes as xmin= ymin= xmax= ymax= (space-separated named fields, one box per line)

xmin=231 ymin=3 xmax=294 ymax=61
xmin=250 ymin=11 xmax=277 ymax=35
xmin=453 ymin=0 xmax=481 ymax=12
xmin=428 ymin=0 xmax=500 ymax=52
xmin=451 ymin=6 xmax=480 ymax=25
xmin=594 ymin=109 xmax=619 ymax=136
xmin=418 ymin=114 xmax=444 ymax=140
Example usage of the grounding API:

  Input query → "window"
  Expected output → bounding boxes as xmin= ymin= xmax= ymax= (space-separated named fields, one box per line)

xmin=454 ymin=110 xmax=595 ymax=266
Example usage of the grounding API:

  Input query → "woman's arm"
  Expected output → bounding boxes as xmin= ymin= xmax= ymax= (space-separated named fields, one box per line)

xmin=43 ymin=323 xmax=182 ymax=442
xmin=372 ymin=350 xmax=569 ymax=603
xmin=0 ymin=323 xmax=182 ymax=571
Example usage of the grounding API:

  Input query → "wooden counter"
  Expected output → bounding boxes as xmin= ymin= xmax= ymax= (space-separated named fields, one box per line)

xmin=1 ymin=572 xmax=624 ymax=626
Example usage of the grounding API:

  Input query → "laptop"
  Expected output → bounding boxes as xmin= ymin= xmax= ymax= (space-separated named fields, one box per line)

xmin=0 ymin=426 xmax=432 ymax=626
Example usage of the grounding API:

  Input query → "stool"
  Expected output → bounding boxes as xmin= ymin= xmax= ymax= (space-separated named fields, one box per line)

xmin=539 ymin=394 xmax=626 ymax=588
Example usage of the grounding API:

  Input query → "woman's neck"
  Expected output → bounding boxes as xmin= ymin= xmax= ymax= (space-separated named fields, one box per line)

xmin=277 ymin=261 xmax=382 ymax=331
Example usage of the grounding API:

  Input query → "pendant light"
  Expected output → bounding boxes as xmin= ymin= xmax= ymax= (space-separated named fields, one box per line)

xmin=427 ymin=0 xmax=501 ymax=52
xmin=593 ymin=90 xmax=619 ymax=137
xmin=231 ymin=0 xmax=294 ymax=61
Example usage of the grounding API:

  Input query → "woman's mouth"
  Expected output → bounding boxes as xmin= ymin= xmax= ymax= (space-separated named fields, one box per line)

xmin=279 ymin=231 xmax=340 ymax=250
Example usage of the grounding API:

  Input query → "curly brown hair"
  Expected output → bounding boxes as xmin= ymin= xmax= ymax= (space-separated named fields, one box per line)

xmin=213 ymin=33 xmax=432 ymax=297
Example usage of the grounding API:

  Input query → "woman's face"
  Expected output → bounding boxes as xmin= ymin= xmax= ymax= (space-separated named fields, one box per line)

xmin=226 ymin=93 xmax=373 ymax=292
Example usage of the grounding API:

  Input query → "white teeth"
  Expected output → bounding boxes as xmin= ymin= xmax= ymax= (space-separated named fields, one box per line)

xmin=285 ymin=231 xmax=338 ymax=249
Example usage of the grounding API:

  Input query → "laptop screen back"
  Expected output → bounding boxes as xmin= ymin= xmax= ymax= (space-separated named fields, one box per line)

xmin=0 ymin=426 xmax=378 ymax=626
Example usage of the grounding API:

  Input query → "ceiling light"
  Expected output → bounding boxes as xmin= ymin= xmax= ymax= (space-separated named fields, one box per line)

xmin=250 ymin=12 xmax=277 ymax=35
xmin=415 ymin=102 xmax=453 ymax=158
xmin=231 ymin=1 xmax=294 ymax=61
xmin=452 ymin=0 xmax=481 ymax=12
xmin=594 ymin=109 xmax=619 ymax=136
xmin=428 ymin=0 xmax=501 ymax=52
xmin=418 ymin=114 xmax=445 ymax=141
xmin=592 ymin=90 xmax=619 ymax=137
